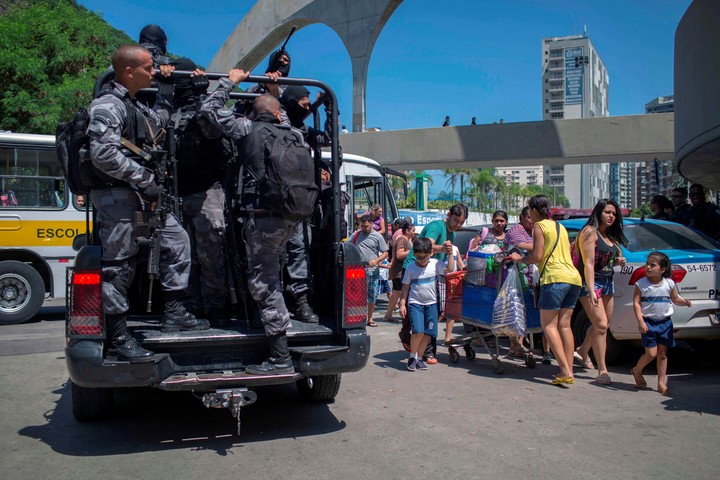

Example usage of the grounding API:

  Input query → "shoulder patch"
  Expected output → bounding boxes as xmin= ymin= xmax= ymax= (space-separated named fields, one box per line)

xmin=218 ymin=108 xmax=234 ymax=117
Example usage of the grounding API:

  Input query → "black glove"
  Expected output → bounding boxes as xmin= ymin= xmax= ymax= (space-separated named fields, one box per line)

xmin=191 ymin=75 xmax=210 ymax=94
xmin=140 ymin=184 xmax=161 ymax=202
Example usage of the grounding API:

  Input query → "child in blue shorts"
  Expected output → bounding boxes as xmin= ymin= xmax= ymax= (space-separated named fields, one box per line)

xmin=630 ymin=252 xmax=691 ymax=395
xmin=399 ymin=237 xmax=454 ymax=371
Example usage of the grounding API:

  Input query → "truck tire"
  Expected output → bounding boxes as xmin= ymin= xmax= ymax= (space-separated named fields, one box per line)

xmin=572 ymin=309 xmax=622 ymax=365
xmin=0 ymin=260 xmax=45 ymax=325
xmin=296 ymin=374 xmax=342 ymax=402
xmin=71 ymin=381 xmax=115 ymax=421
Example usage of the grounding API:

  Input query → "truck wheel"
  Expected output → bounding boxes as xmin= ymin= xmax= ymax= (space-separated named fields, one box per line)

xmin=296 ymin=374 xmax=342 ymax=403
xmin=572 ymin=309 xmax=622 ymax=365
xmin=71 ymin=381 xmax=115 ymax=421
xmin=0 ymin=260 xmax=45 ymax=325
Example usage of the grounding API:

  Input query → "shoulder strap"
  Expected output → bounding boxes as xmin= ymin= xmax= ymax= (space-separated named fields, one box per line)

xmin=539 ymin=222 xmax=561 ymax=279
xmin=480 ymin=227 xmax=488 ymax=242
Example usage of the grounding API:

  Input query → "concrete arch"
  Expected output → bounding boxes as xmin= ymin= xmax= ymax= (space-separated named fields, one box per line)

xmin=208 ymin=0 xmax=404 ymax=133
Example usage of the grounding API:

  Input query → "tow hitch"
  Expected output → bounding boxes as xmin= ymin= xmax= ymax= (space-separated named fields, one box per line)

xmin=201 ymin=388 xmax=257 ymax=435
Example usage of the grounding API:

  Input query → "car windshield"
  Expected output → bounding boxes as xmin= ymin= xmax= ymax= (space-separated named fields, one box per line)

xmin=623 ymin=222 xmax=719 ymax=252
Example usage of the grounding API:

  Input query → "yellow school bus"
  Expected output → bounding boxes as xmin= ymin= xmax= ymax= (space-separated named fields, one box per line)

xmin=0 ymin=132 xmax=88 ymax=324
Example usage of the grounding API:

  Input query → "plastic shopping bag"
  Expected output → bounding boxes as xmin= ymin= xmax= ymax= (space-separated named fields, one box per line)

xmin=491 ymin=264 xmax=527 ymax=337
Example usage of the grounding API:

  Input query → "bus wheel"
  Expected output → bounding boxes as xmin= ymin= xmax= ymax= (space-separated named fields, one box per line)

xmin=0 ymin=260 xmax=45 ymax=325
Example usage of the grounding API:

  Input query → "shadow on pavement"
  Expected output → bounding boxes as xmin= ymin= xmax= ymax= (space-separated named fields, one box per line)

xmin=19 ymin=380 xmax=346 ymax=455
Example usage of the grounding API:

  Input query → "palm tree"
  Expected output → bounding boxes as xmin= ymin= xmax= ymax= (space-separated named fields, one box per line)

xmin=443 ymin=168 xmax=464 ymax=202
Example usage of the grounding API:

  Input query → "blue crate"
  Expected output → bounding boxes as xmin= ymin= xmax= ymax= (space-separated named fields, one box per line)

xmin=462 ymin=283 xmax=541 ymax=331
xmin=461 ymin=283 xmax=496 ymax=326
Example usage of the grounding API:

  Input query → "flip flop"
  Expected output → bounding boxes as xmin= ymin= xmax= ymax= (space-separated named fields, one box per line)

xmin=657 ymin=386 xmax=671 ymax=396
xmin=630 ymin=367 xmax=647 ymax=389
xmin=596 ymin=373 xmax=612 ymax=385
xmin=551 ymin=375 xmax=575 ymax=385
xmin=367 ymin=320 xmax=379 ymax=327
xmin=573 ymin=350 xmax=594 ymax=369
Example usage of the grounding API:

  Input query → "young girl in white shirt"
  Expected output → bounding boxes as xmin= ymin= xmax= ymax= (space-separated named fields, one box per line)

xmin=630 ymin=252 xmax=691 ymax=395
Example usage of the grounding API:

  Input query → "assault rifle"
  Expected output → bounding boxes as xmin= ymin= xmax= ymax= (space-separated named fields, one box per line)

xmin=266 ymin=25 xmax=297 ymax=73
xmin=126 ymin=130 xmax=182 ymax=312
xmin=223 ymin=176 xmax=262 ymax=328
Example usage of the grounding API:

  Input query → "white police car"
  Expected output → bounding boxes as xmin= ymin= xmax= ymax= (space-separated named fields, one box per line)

xmin=560 ymin=218 xmax=720 ymax=362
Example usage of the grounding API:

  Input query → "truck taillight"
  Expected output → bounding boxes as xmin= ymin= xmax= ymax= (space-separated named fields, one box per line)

xmin=68 ymin=270 xmax=104 ymax=337
xmin=628 ymin=265 xmax=687 ymax=285
xmin=344 ymin=264 xmax=368 ymax=327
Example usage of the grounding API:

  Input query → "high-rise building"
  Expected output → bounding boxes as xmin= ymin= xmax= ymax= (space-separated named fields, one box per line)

xmin=541 ymin=33 xmax=610 ymax=208
xmin=636 ymin=96 xmax=678 ymax=205
xmin=494 ymin=166 xmax=543 ymax=209
xmin=609 ymin=162 xmax=637 ymax=209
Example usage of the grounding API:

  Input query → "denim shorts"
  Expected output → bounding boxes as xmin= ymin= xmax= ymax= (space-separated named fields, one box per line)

xmin=538 ymin=283 xmax=582 ymax=310
xmin=366 ymin=267 xmax=380 ymax=304
xmin=579 ymin=275 xmax=615 ymax=297
xmin=641 ymin=317 xmax=675 ymax=348
xmin=408 ymin=303 xmax=439 ymax=337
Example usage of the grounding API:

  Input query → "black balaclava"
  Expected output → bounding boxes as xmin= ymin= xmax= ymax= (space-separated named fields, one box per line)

xmin=267 ymin=49 xmax=292 ymax=77
xmin=171 ymin=58 xmax=206 ymax=109
xmin=139 ymin=24 xmax=168 ymax=54
xmin=281 ymin=85 xmax=311 ymax=127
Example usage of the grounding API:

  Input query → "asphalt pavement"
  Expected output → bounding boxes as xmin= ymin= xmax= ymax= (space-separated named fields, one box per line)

xmin=1 ymin=304 xmax=719 ymax=479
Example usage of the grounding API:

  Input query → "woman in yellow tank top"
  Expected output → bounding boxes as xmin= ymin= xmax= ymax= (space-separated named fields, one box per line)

xmin=508 ymin=195 xmax=581 ymax=386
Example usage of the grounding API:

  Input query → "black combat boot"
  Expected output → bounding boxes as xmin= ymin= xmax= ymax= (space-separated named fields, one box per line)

xmin=294 ymin=292 xmax=319 ymax=324
xmin=161 ymin=291 xmax=210 ymax=333
xmin=245 ymin=332 xmax=294 ymax=375
xmin=105 ymin=314 xmax=155 ymax=363
xmin=207 ymin=307 xmax=230 ymax=328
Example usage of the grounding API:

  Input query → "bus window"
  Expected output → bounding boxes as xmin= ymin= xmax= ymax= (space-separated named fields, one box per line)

xmin=74 ymin=195 xmax=87 ymax=209
xmin=0 ymin=144 xmax=65 ymax=209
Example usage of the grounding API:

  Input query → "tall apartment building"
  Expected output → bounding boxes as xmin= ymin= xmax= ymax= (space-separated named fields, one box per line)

xmin=494 ymin=165 xmax=543 ymax=209
xmin=609 ymin=162 xmax=637 ymax=209
xmin=541 ymin=33 xmax=610 ymax=208
xmin=635 ymin=96 xmax=678 ymax=205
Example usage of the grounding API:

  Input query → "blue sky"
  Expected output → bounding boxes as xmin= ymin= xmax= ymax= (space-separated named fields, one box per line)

xmin=77 ymin=0 xmax=691 ymax=196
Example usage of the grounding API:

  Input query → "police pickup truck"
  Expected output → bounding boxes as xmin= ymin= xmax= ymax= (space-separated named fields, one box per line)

xmin=65 ymin=72 xmax=370 ymax=434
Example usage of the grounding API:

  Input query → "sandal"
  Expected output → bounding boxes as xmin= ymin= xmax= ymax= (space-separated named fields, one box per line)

xmin=367 ymin=320 xmax=378 ymax=327
xmin=423 ymin=355 xmax=439 ymax=365
xmin=383 ymin=315 xmax=394 ymax=322
xmin=630 ymin=367 xmax=647 ymax=389
xmin=596 ymin=373 xmax=612 ymax=385
xmin=551 ymin=375 xmax=575 ymax=385
xmin=573 ymin=349 xmax=594 ymax=369
xmin=657 ymin=385 xmax=671 ymax=396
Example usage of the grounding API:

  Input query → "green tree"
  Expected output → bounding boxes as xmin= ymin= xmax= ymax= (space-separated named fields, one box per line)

xmin=443 ymin=168 xmax=466 ymax=202
xmin=0 ymin=0 xmax=133 ymax=134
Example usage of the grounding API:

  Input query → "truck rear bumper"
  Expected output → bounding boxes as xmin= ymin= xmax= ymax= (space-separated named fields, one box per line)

xmin=66 ymin=331 xmax=371 ymax=390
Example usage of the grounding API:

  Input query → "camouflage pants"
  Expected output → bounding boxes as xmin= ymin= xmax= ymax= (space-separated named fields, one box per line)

xmin=182 ymin=187 xmax=227 ymax=313
xmin=286 ymin=220 xmax=312 ymax=296
xmin=242 ymin=214 xmax=298 ymax=336
xmin=91 ymin=187 xmax=191 ymax=315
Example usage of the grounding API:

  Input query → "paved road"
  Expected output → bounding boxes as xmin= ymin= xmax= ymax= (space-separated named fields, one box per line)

xmin=1 ymin=306 xmax=720 ymax=479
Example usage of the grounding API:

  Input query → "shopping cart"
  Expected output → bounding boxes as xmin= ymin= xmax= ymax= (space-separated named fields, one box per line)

xmin=446 ymin=257 xmax=541 ymax=374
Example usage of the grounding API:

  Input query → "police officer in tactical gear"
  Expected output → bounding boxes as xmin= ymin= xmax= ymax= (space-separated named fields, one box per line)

xmin=170 ymin=58 xmax=233 ymax=327
xmin=202 ymin=74 xmax=301 ymax=374
xmin=279 ymin=85 xmax=335 ymax=324
xmin=87 ymin=45 xmax=209 ymax=363
xmin=234 ymin=49 xmax=291 ymax=117
xmin=138 ymin=24 xmax=169 ymax=67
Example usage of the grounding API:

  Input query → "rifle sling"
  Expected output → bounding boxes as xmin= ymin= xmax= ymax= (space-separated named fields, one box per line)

xmin=120 ymin=137 xmax=152 ymax=162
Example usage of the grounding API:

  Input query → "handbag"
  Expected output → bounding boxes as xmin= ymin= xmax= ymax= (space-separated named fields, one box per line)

xmin=533 ymin=222 xmax=560 ymax=309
